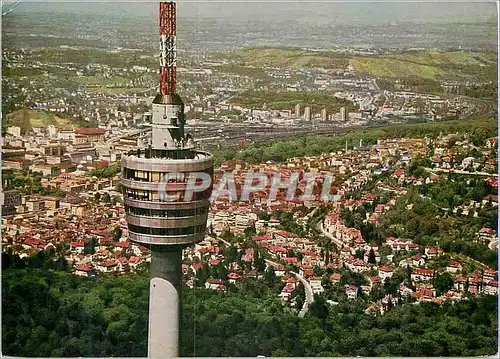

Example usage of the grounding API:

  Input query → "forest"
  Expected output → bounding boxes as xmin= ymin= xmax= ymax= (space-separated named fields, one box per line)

xmin=2 ymin=257 xmax=498 ymax=357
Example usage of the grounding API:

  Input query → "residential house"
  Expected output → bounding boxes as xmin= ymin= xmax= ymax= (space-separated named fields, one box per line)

xmin=412 ymin=254 xmax=426 ymax=267
xmin=378 ymin=265 xmax=394 ymax=280
xmin=309 ymin=276 xmax=324 ymax=294
xmin=299 ymin=265 xmax=314 ymax=278
xmin=412 ymin=284 xmax=436 ymax=302
xmin=228 ymin=272 xmax=240 ymax=284
xmin=75 ymin=263 xmax=92 ymax=277
xmin=345 ymin=284 xmax=359 ymax=300
xmin=453 ymin=275 xmax=467 ymax=292
xmin=330 ymin=272 xmax=342 ymax=284
xmin=368 ymin=276 xmax=383 ymax=290
xmin=484 ymin=280 xmax=498 ymax=296
xmin=98 ymin=259 xmax=118 ymax=273
xmin=446 ymin=260 xmax=463 ymax=274
xmin=279 ymin=284 xmax=295 ymax=301
xmin=424 ymin=246 xmax=442 ymax=258
xmin=128 ymin=256 xmax=142 ymax=269
xmin=412 ymin=268 xmax=435 ymax=282
xmin=205 ymin=278 xmax=225 ymax=291
xmin=70 ymin=241 xmax=85 ymax=254
xmin=483 ymin=269 xmax=497 ymax=283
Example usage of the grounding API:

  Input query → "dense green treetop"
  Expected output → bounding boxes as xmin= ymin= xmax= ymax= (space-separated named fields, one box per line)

xmin=2 ymin=264 xmax=497 ymax=357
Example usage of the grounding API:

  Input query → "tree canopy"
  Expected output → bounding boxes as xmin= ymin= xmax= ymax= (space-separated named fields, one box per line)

xmin=2 ymin=265 xmax=497 ymax=357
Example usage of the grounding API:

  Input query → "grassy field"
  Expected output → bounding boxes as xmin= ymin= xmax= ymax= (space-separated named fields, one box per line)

xmin=215 ymin=47 xmax=497 ymax=82
xmin=216 ymin=64 xmax=272 ymax=79
xmin=350 ymin=57 xmax=446 ymax=79
xmin=4 ymin=109 xmax=79 ymax=134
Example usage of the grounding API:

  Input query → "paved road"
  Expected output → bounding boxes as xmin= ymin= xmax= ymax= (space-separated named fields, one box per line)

xmin=450 ymin=253 xmax=489 ymax=271
xmin=317 ymin=220 xmax=343 ymax=249
xmin=264 ymin=259 xmax=314 ymax=317
xmin=423 ymin=167 xmax=498 ymax=177
xmin=290 ymin=271 xmax=314 ymax=318
xmin=488 ymin=239 xmax=497 ymax=251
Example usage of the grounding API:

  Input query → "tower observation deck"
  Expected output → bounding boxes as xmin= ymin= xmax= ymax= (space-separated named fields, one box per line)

xmin=121 ymin=1 xmax=213 ymax=356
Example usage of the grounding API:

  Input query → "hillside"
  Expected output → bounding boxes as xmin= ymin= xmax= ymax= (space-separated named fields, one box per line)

xmin=4 ymin=109 xmax=80 ymax=134
xmin=351 ymin=51 xmax=497 ymax=81
xmin=217 ymin=47 xmax=349 ymax=69
xmin=216 ymin=47 xmax=497 ymax=81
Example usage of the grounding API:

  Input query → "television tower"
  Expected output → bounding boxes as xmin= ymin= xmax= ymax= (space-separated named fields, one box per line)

xmin=121 ymin=1 xmax=213 ymax=357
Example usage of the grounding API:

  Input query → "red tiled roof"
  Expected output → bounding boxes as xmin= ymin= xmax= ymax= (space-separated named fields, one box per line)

xmin=128 ymin=256 xmax=141 ymax=264
xmin=115 ymin=241 xmax=130 ymax=248
xmin=99 ymin=237 xmax=115 ymax=245
xmin=484 ymin=269 xmax=497 ymax=276
xmin=192 ymin=263 xmax=203 ymax=271
xmin=274 ymin=230 xmax=299 ymax=238
xmin=413 ymin=268 xmax=435 ymax=277
xmin=479 ymin=227 xmax=494 ymax=234
xmin=252 ymin=234 xmax=271 ymax=241
xmin=102 ymin=259 xmax=117 ymax=267
xmin=330 ymin=273 xmax=342 ymax=281
xmin=76 ymin=264 xmax=91 ymax=272
xmin=379 ymin=265 xmax=393 ymax=273
xmin=486 ymin=280 xmax=498 ymax=287
xmin=207 ymin=278 xmax=223 ymax=284
xmin=74 ymin=128 xmax=105 ymax=135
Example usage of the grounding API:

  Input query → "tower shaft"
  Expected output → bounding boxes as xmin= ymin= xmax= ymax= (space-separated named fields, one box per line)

xmin=121 ymin=2 xmax=214 ymax=357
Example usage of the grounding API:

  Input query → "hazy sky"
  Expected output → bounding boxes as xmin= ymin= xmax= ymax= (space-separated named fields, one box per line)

xmin=13 ymin=1 xmax=498 ymax=25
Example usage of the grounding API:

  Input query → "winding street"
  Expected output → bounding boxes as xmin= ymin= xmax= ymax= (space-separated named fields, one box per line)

xmin=264 ymin=259 xmax=314 ymax=317
xmin=423 ymin=167 xmax=498 ymax=177
xmin=317 ymin=220 xmax=343 ymax=249
xmin=290 ymin=271 xmax=314 ymax=318
xmin=488 ymin=239 xmax=497 ymax=251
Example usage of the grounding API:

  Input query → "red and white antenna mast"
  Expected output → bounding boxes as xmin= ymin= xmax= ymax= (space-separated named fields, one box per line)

xmin=159 ymin=0 xmax=177 ymax=95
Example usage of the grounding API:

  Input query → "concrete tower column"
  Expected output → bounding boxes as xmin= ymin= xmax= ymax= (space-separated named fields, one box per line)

xmin=150 ymin=245 xmax=183 ymax=287
xmin=148 ymin=277 xmax=179 ymax=358
xmin=148 ymin=246 xmax=184 ymax=358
